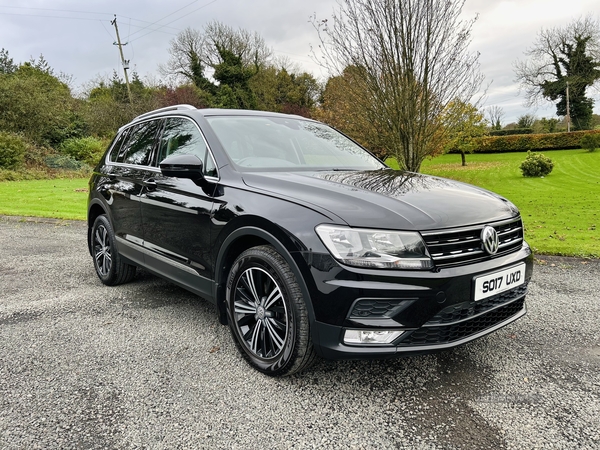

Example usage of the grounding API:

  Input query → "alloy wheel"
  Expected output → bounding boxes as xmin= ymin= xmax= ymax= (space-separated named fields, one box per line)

xmin=233 ymin=267 xmax=289 ymax=359
xmin=93 ymin=224 xmax=112 ymax=277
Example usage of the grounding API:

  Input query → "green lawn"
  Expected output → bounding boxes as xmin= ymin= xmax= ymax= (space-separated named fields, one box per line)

xmin=0 ymin=178 xmax=88 ymax=221
xmin=412 ymin=150 xmax=599 ymax=257
xmin=0 ymin=149 xmax=598 ymax=257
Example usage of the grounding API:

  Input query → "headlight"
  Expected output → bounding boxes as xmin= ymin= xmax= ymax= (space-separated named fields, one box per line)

xmin=315 ymin=225 xmax=433 ymax=269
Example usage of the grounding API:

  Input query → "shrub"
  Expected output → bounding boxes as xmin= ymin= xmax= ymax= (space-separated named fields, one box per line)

xmin=24 ymin=143 xmax=56 ymax=167
xmin=59 ymin=136 xmax=107 ymax=166
xmin=520 ymin=151 xmax=554 ymax=177
xmin=580 ymin=134 xmax=600 ymax=152
xmin=45 ymin=154 xmax=85 ymax=170
xmin=0 ymin=132 xmax=27 ymax=169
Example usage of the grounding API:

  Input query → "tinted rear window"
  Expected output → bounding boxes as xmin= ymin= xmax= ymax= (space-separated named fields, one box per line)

xmin=117 ymin=120 xmax=160 ymax=166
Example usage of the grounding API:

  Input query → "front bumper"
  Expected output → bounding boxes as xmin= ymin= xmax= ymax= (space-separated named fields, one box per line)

xmin=307 ymin=243 xmax=533 ymax=360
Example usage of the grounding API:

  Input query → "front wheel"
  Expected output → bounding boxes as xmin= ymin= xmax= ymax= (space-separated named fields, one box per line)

xmin=91 ymin=214 xmax=136 ymax=286
xmin=226 ymin=246 xmax=316 ymax=376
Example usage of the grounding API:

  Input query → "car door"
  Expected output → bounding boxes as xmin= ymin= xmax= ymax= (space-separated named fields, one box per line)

xmin=105 ymin=120 xmax=161 ymax=266
xmin=139 ymin=116 xmax=219 ymax=298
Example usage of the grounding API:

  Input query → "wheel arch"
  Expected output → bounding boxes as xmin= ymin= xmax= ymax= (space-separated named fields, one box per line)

xmin=213 ymin=226 xmax=317 ymax=337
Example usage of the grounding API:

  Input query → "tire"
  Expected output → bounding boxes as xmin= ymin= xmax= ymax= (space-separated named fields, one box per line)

xmin=226 ymin=245 xmax=317 ymax=376
xmin=91 ymin=214 xmax=136 ymax=286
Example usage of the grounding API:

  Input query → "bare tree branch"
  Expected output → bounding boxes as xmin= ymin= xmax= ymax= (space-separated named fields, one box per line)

xmin=312 ymin=0 xmax=484 ymax=172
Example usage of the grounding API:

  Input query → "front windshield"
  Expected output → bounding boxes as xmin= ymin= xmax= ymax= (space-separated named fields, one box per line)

xmin=205 ymin=116 xmax=385 ymax=171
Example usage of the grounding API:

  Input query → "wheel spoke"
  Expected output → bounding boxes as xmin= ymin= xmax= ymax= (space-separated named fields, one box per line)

xmin=244 ymin=269 xmax=261 ymax=303
xmin=264 ymin=287 xmax=282 ymax=310
xmin=265 ymin=318 xmax=285 ymax=351
xmin=104 ymin=252 xmax=112 ymax=271
xmin=95 ymin=228 xmax=103 ymax=246
xmin=102 ymin=254 xmax=109 ymax=274
xmin=236 ymin=285 xmax=255 ymax=305
xmin=234 ymin=300 xmax=256 ymax=315
xmin=250 ymin=321 xmax=262 ymax=354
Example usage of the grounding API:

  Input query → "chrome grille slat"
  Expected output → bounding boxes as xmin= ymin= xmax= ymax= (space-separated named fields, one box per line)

xmin=432 ymin=249 xmax=485 ymax=261
xmin=422 ymin=218 xmax=524 ymax=267
xmin=427 ymin=237 xmax=480 ymax=248
xmin=499 ymin=238 xmax=523 ymax=249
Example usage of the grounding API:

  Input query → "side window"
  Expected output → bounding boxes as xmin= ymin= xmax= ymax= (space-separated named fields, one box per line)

xmin=159 ymin=117 xmax=217 ymax=177
xmin=108 ymin=129 xmax=129 ymax=162
xmin=118 ymin=120 xmax=160 ymax=166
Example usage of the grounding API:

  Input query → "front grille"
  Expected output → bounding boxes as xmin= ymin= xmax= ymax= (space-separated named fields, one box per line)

xmin=427 ymin=284 xmax=528 ymax=325
xmin=421 ymin=217 xmax=524 ymax=267
xmin=398 ymin=298 xmax=525 ymax=346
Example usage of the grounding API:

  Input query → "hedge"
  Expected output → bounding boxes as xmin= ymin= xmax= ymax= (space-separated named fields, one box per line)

xmin=489 ymin=128 xmax=533 ymax=136
xmin=472 ymin=129 xmax=600 ymax=153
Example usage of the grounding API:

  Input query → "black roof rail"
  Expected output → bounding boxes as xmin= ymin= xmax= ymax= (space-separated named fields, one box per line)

xmin=133 ymin=104 xmax=196 ymax=121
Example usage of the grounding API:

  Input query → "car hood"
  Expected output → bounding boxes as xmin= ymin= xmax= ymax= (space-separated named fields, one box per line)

xmin=241 ymin=169 xmax=519 ymax=230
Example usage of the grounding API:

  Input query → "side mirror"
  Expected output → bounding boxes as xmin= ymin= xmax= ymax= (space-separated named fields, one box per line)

xmin=159 ymin=154 xmax=204 ymax=181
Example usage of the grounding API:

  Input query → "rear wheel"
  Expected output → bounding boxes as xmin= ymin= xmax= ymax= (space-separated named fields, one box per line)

xmin=226 ymin=246 xmax=316 ymax=376
xmin=91 ymin=215 xmax=136 ymax=286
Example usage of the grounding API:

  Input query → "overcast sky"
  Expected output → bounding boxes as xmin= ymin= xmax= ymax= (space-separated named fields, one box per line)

xmin=1 ymin=0 xmax=599 ymax=124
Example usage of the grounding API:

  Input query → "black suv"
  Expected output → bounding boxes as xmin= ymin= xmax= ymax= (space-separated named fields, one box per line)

xmin=88 ymin=105 xmax=533 ymax=376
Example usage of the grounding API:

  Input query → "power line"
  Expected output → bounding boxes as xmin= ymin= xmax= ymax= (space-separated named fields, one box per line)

xmin=122 ymin=21 xmax=180 ymax=36
xmin=129 ymin=0 xmax=221 ymax=43
xmin=120 ymin=17 xmax=181 ymax=32
xmin=0 ymin=6 xmax=181 ymax=32
xmin=0 ymin=12 xmax=179 ymax=39
xmin=99 ymin=19 xmax=115 ymax=41
xmin=126 ymin=0 xmax=201 ymax=39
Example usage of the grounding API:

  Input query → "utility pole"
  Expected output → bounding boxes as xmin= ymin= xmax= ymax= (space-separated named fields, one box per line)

xmin=566 ymin=81 xmax=571 ymax=133
xmin=111 ymin=15 xmax=132 ymax=103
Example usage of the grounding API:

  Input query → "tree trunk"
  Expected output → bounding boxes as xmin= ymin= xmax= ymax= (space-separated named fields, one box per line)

xmin=460 ymin=151 xmax=466 ymax=166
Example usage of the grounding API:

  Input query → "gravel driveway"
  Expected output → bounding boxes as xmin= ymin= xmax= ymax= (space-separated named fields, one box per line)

xmin=1 ymin=217 xmax=599 ymax=449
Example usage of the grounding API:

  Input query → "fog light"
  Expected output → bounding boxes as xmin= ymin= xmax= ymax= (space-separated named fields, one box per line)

xmin=343 ymin=329 xmax=404 ymax=345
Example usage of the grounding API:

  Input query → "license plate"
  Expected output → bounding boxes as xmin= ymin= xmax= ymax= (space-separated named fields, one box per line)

xmin=474 ymin=263 xmax=526 ymax=301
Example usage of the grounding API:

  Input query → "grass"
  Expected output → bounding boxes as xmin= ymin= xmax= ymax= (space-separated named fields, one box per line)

xmin=388 ymin=149 xmax=599 ymax=257
xmin=0 ymin=178 xmax=88 ymax=221
xmin=0 ymin=149 xmax=598 ymax=257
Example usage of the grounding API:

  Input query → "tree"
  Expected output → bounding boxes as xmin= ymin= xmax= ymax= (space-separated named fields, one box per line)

xmin=515 ymin=16 xmax=600 ymax=130
xmin=486 ymin=106 xmax=504 ymax=130
xmin=213 ymin=46 xmax=256 ymax=109
xmin=517 ymin=114 xmax=536 ymax=129
xmin=312 ymin=0 xmax=484 ymax=172
xmin=0 ymin=61 xmax=78 ymax=145
xmin=83 ymin=72 xmax=167 ymax=137
xmin=250 ymin=67 xmax=320 ymax=116
xmin=315 ymin=67 xmax=390 ymax=159
xmin=160 ymin=22 xmax=272 ymax=90
xmin=159 ymin=27 xmax=215 ymax=92
xmin=0 ymin=48 xmax=17 ymax=74
xmin=537 ymin=117 xmax=559 ymax=133
xmin=203 ymin=21 xmax=272 ymax=71
xmin=444 ymin=101 xmax=487 ymax=166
